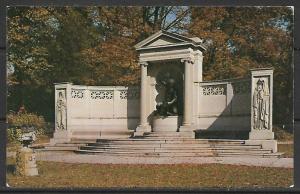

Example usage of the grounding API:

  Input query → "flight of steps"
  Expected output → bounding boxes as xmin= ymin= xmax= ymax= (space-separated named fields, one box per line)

xmin=70 ymin=132 xmax=283 ymax=158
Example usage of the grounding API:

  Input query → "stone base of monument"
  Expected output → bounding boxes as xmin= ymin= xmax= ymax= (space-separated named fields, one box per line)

xmin=152 ymin=116 xmax=181 ymax=132
xmin=245 ymin=139 xmax=277 ymax=153
xmin=50 ymin=130 xmax=71 ymax=145
xmin=249 ymin=130 xmax=274 ymax=140
xmin=16 ymin=147 xmax=38 ymax=176
xmin=134 ymin=124 xmax=152 ymax=137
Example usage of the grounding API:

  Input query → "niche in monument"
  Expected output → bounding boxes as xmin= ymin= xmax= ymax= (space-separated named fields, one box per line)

xmin=152 ymin=65 xmax=183 ymax=132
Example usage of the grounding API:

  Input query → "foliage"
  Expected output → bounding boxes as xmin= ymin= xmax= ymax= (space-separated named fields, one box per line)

xmin=6 ymin=158 xmax=293 ymax=188
xmin=7 ymin=127 xmax=22 ymax=143
xmin=189 ymin=7 xmax=293 ymax=125
xmin=7 ymin=112 xmax=47 ymax=143
xmin=273 ymin=126 xmax=294 ymax=141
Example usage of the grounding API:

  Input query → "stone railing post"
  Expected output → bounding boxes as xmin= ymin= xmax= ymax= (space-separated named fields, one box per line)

xmin=249 ymin=68 xmax=274 ymax=140
xmin=50 ymin=82 xmax=73 ymax=144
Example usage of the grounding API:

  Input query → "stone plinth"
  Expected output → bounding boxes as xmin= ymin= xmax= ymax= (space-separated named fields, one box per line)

xmin=249 ymin=130 xmax=274 ymax=140
xmin=50 ymin=130 xmax=71 ymax=144
xmin=152 ymin=116 xmax=181 ymax=132
xmin=249 ymin=68 xmax=274 ymax=140
xmin=16 ymin=147 xmax=38 ymax=176
xmin=245 ymin=139 xmax=277 ymax=153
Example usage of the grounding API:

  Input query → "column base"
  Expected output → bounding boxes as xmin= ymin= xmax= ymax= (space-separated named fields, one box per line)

xmin=134 ymin=124 xmax=151 ymax=137
xmin=179 ymin=124 xmax=194 ymax=132
xmin=249 ymin=130 xmax=274 ymax=140
xmin=50 ymin=130 xmax=72 ymax=145
xmin=179 ymin=124 xmax=196 ymax=138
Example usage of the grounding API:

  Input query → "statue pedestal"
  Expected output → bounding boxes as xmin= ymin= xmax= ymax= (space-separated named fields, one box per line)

xmin=152 ymin=116 xmax=181 ymax=132
xmin=16 ymin=147 xmax=38 ymax=176
xmin=50 ymin=130 xmax=71 ymax=144
xmin=249 ymin=130 xmax=274 ymax=140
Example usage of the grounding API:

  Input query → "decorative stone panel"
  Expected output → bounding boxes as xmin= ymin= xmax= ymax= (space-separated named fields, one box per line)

xmin=202 ymin=85 xmax=226 ymax=95
xmin=249 ymin=68 xmax=274 ymax=140
xmin=71 ymin=89 xmax=84 ymax=99
xmin=90 ymin=90 xmax=113 ymax=99
xmin=119 ymin=89 xmax=140 ymax=99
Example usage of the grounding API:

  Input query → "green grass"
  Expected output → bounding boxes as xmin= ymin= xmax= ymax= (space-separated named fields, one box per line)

xmin=278 ymin=144 xmax=294 ymax=158
xmin=6 ymin=157 xmax=293 ymax=188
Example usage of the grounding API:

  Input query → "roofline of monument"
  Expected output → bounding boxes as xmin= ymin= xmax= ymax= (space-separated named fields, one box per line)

xmin=136 ymin=42 xmax=206 ymax=52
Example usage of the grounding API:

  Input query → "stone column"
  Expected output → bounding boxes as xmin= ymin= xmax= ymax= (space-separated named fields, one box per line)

xmin=180 ymin=58 xmax=194 ymax=131
xmin=134 ymin=61 xmax=151 ymax=136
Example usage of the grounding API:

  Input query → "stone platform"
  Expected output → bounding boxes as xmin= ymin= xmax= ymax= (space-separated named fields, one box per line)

xmin=36 ymin=132 xmax=283 ymax=158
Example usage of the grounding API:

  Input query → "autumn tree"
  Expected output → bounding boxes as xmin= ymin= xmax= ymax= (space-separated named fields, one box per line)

xmin=189 ymin=7 xmax=293 ymax=127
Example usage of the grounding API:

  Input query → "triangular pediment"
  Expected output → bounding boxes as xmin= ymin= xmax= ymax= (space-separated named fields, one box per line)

xmin=143 ymin=34 xmax=185 ymax=47
xmin=135 ymin=30 xmax=207 ymax=51
xmin=135 ymin=30 xmax=192 ymax=49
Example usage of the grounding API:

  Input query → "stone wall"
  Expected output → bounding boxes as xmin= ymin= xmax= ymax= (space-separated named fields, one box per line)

xmin=195 ymin=79 xmax=251 ymax=132
xmin=54 ymin=83 xmax=140 ymax=140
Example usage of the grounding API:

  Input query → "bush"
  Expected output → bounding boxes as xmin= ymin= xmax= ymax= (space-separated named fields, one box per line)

xmin=7 ymin=112 xmax=47 ymax=143
xmin=7 ymin=127 xmax=22 ymax=143
xmin=273 ymin=126 xmax=294 ymax=141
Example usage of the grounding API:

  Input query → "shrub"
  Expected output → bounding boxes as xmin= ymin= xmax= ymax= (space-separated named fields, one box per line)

xmin=7 ymin=112 xmax=47 ymax=143
xmin=7 ymin=127 xmax=22 ymax=143
xmin=273 ymin=126 xmax=294 ymax=141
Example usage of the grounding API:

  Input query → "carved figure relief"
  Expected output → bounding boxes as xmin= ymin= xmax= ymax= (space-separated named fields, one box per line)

xmin=56 ymin=90 xmax=67 ymax=130
xmin=253 ymin=79 xmax=270 ymax=130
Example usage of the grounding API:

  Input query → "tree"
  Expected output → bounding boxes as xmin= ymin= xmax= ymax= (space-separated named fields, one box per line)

xmin=189 ymin=7 xmax=293 ymax=126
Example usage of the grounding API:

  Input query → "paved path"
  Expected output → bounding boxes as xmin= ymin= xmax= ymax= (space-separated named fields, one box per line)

xmin=10 ymin=152 xmax=288 ymax=168
xmin=7 ymin=151 xmax=293 ymax=168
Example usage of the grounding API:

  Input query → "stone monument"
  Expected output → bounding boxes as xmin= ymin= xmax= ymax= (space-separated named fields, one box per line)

xmin=245 ymin=68 xmax=276 ymax=152
xmin=50 ymin=31 xmax=278 ymax=153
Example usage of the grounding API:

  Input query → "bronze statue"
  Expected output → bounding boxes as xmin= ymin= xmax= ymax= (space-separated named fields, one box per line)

xmin=155 ymin=72 xmax=179 ymax=116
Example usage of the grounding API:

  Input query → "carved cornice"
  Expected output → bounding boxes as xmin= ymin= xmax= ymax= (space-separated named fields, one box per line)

xmin=139 ymin=61 xmax=148 ymax=67
xmin=180 ymin=57 xmax=194 ymax=64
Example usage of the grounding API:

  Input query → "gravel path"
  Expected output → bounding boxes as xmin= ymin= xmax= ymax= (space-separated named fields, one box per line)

xmin=17 ymin=152 xmax=292 ymax=168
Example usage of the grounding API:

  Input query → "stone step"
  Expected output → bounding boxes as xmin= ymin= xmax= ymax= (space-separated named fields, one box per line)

xmin=94 ymin=139 xmax=245 ymax=145
xmin=47 ymin=143 xmax=87 ymax=147
xmin=217 ymin=152 xmax=283 ymax=158
xmin=37 ymin=147 xmax=78 ymax=151
xmin=79 ymin=146 xmax=272 ymax=154
xmin=74 ymin=150 xmax=214 ymax=157
xmin=82 ymin=144 xmax=261 ymax=150
xmin=71 ymin=139 xmax=97 ymax=143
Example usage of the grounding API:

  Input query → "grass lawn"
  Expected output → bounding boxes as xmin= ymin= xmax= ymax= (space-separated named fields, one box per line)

xmin=278 ymin=144 xmax=294 ymax=158
xmin=6 ymin=157 xmax=293 ymax=188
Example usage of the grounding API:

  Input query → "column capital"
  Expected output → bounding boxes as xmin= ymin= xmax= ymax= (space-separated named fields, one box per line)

xmin=139 ymin=61 xmax=148 ymax=67
xmin=180 ymin=57 xmax=194 ymax=64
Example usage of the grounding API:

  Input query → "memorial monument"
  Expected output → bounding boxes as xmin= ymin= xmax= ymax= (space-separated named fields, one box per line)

xmin=50 ymin=30 xmax=276 ymax=152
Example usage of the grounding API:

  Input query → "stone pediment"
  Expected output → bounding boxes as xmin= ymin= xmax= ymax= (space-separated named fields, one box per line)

xmin=135 ymin=30 xmax=206 ymax=51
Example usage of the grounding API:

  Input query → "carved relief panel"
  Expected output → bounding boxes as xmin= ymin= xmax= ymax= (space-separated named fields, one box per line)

xmin=252 ymin=77 xmax=271 ymax=130
xmin=56 ymin=89 xmax=67 ymax=131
